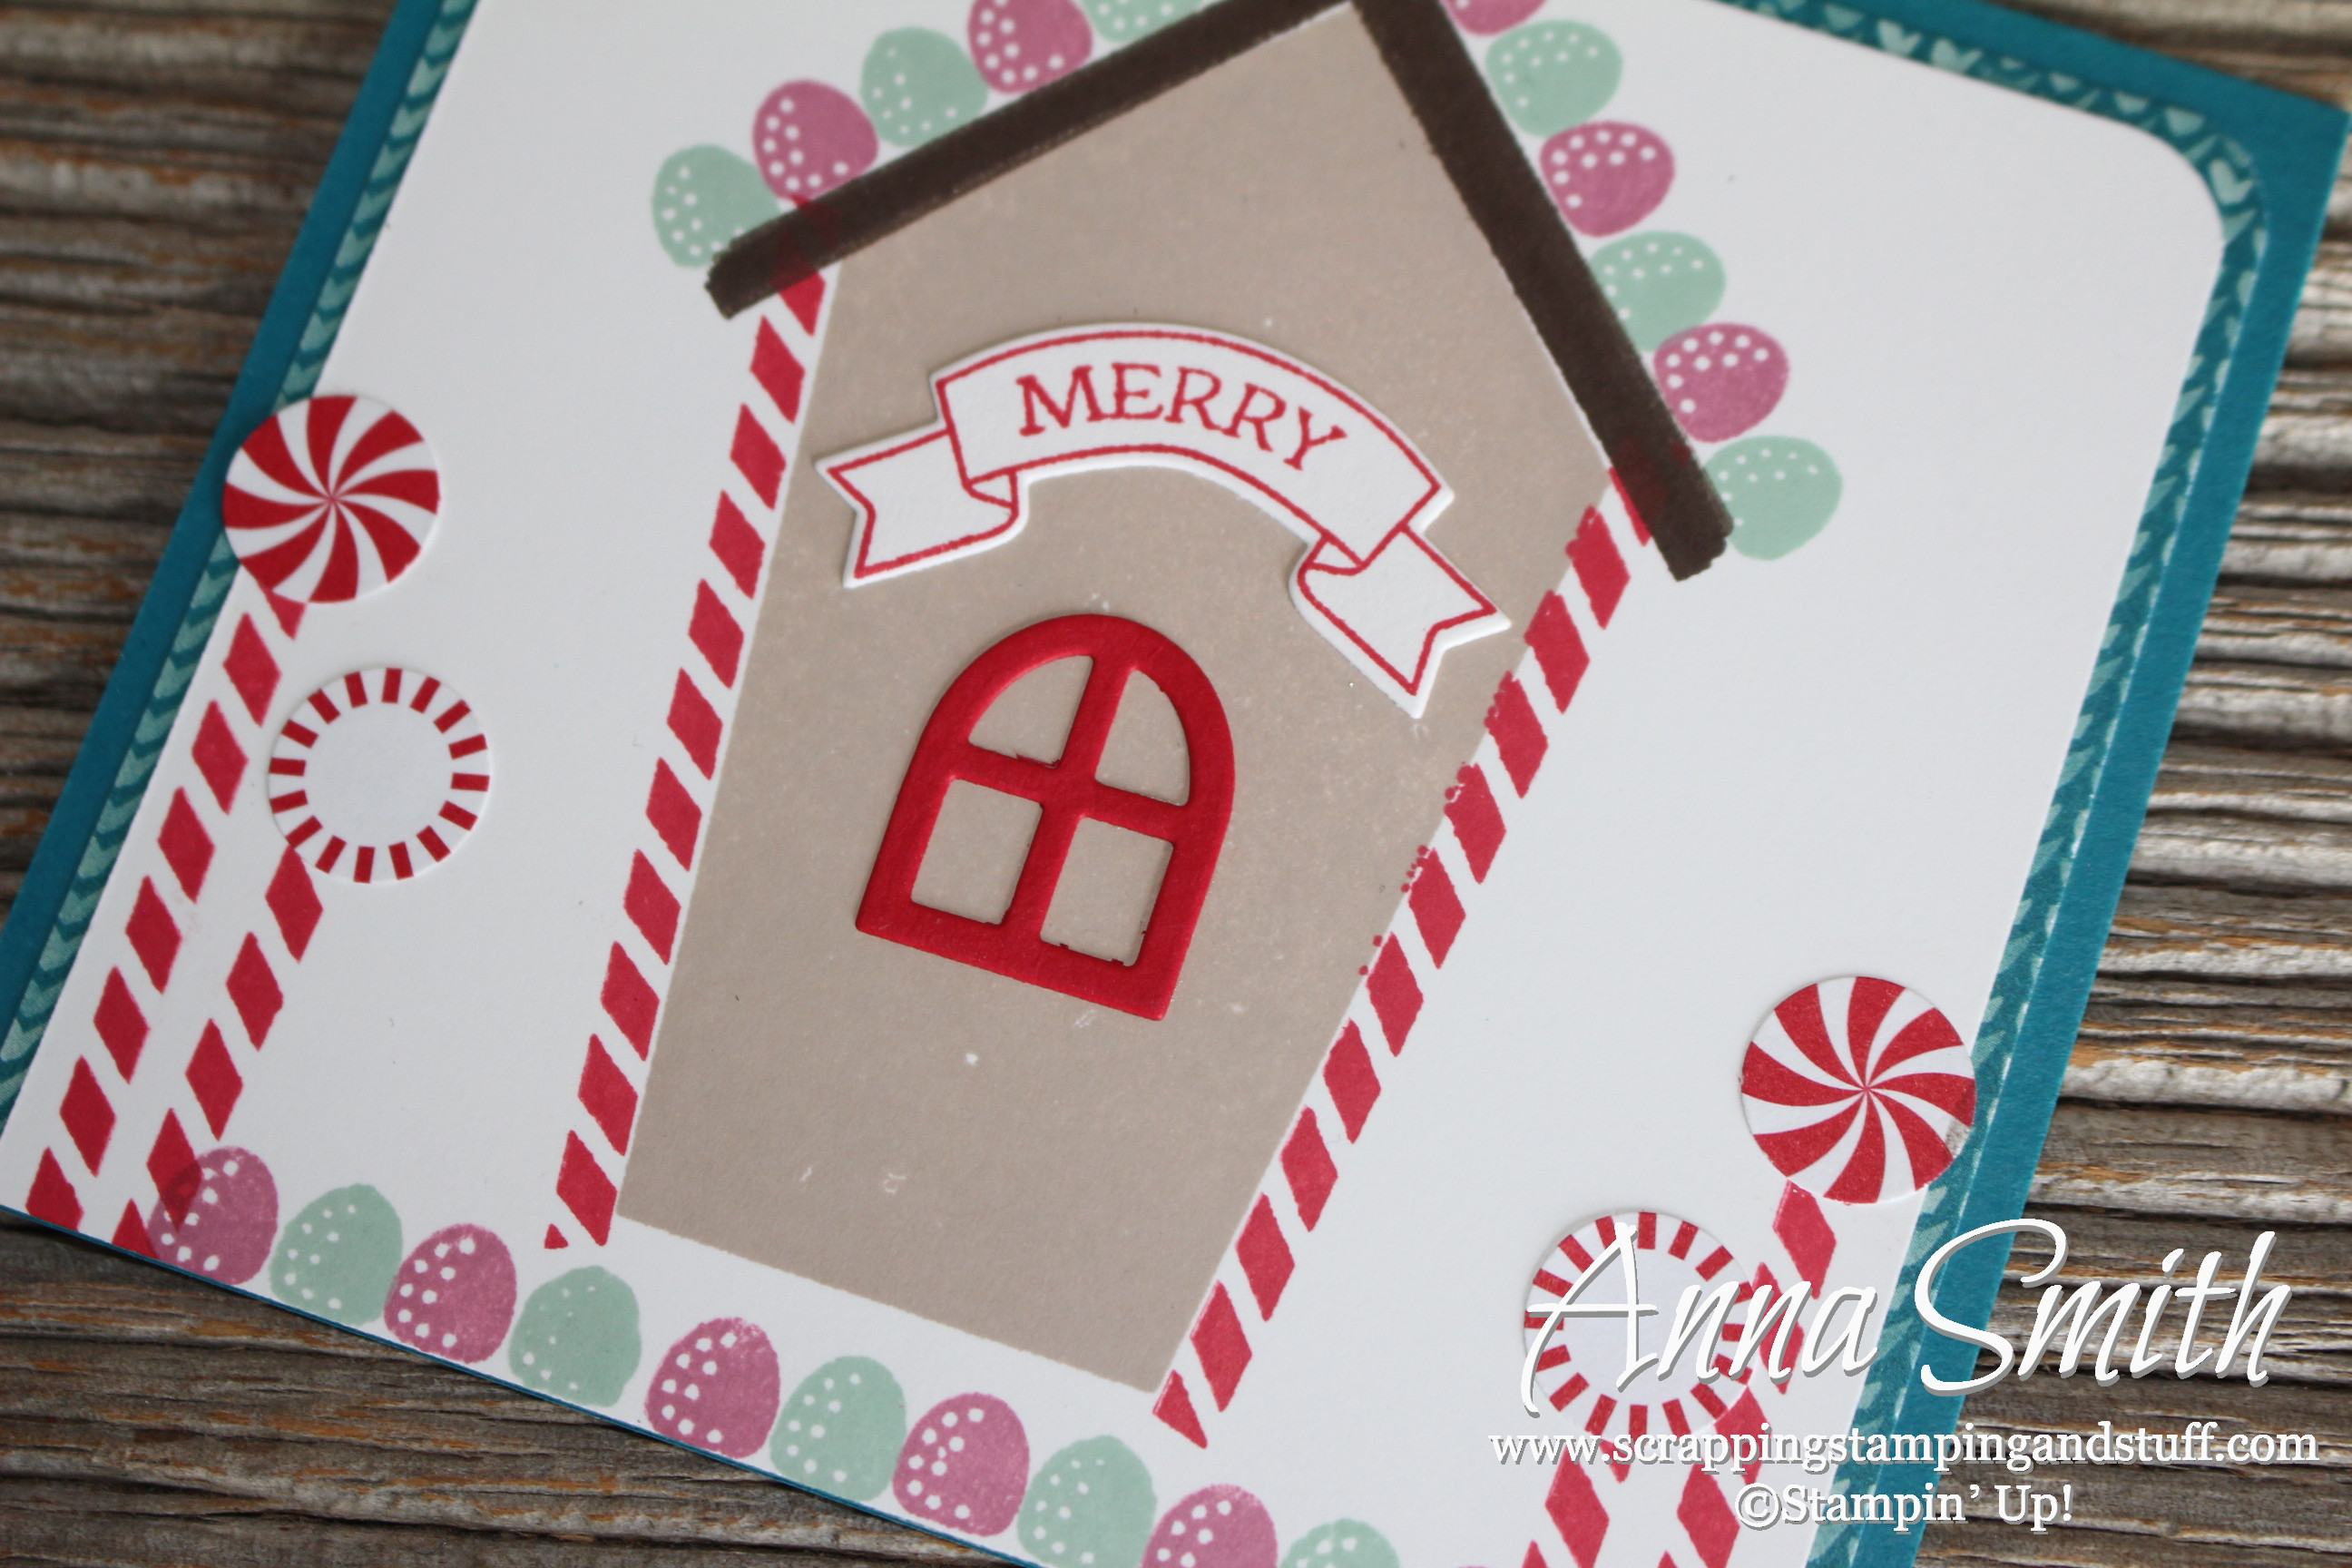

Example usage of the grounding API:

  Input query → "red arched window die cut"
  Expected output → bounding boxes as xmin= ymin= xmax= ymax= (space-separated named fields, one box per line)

xmin=858 ymin=614 xmax=1235 ymax=1021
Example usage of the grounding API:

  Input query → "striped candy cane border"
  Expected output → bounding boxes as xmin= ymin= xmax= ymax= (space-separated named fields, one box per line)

xmin=1525 ymin=1185 xmax=1844 ymax=1568
xmin=19 ymin=590 xmax=322 ymax=1250
xmin=1149 ymin=486 xmax=1653 ymax=1441
xmin=8 ymin=253 xmax=1856 ymax=1568
xmin=544 ymin=275 xmax=828 ymax=1250
xmin=1067 ymin=465 xmax=1859 ymax=1563
xmin=5 ymin=0 xmax=484 ymax=1225
xmin=4 ymin=273 xmax=1852 ymax=1568
xmin=9 ymin=194 xmax=1852 ymax=1568
xmin=512 ymin=276 xmax=1844 ymax=1469
xmin=1144 ymin=480 xmax=1855 ymax=1457
xmin=15 ymin=275 xmax=829 ymax=1263
xmin=0 ymin=1 xmax=2281 ymax=1561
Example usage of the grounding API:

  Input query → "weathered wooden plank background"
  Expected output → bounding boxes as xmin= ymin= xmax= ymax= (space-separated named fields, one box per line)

xmin=0 ymin=0 xmax=2347 ymax=1563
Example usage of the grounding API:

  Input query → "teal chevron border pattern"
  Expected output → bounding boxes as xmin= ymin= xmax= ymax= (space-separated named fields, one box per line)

xmin=0 ymin=539 xmax=240 ymax=1113
xmin=0 ymin=0 xmax=479 ymax=1125
xmin=1695 ymin=5 xmax=2281 ymax=1568
xmin=281 ymin=0 xmax=479 ymax=407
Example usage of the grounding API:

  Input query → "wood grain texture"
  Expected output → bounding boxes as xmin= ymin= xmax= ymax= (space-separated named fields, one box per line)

xmin=0 ymin=0 xmax=2347 ymax=1563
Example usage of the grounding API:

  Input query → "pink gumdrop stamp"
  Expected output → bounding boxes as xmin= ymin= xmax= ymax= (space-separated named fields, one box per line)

xmin=384 ymin=1223 xmax=516 ymax=1363
xmin=147 ymin=1146 xmax=276 ymax=1286
xmin=1654 ymin=324 xmax=1789 ymax=443
xmin=644 ymin=1318 xmax=780 ymax=1458
xmin=1542 ymin=122 xmax=1673 ymax=237
xmin=751 ymin=81 xmax=877 ymax=203
xmin=968 ymin=0 xmax=1093 ymax=94
xmin=895 ymin=1392 xmax=1029 ymax=1535
xmin=1145 ymin=1485 xmax=1279 ymax=1568
xmin=1444 ymin=0 xmax=1544 ymax=34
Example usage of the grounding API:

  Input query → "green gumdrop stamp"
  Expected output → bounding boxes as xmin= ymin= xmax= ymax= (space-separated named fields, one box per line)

xmin=1708 ymin=437 xmax=1843 ymax=560
xmin=1485 ymin=22 xmax=1622 ymax=138
xmin=1083 ymin=0 xmax=1204 ymax=43
xmin=863 ymin=29 xmax=988 ymax=150
xmin=652 ymin=146 xmax=779 ymax=268
xmin=272 ymin=1184 xmax=401 ymax=1327
xmin=1020 ymin=1436 xmax=1156 ymax=1568
xmin=1589 ymin=231 xmax=1724 ymax=352
xmin=770 ymin=1356 xmax=906 ymax=1500
xmin=506 ymin=1266 xmax=641 ymax=1406
xmin=1284 ymin=1521 xmax=1401 ymax=1568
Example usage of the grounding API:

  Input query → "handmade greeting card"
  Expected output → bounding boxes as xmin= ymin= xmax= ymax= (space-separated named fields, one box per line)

xmin=0 ymin=2 xmax=2338 ymax=1567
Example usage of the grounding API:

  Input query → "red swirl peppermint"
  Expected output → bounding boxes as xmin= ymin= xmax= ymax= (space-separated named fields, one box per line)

xmin=1741 ymin=976 xmax=1977 ymax=1204
xmin=222 ymin=396 xmax=438 ymax=603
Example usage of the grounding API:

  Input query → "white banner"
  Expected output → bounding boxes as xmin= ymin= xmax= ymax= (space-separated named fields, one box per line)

xmin=821 ymin=325 xmax=1505 ymax=715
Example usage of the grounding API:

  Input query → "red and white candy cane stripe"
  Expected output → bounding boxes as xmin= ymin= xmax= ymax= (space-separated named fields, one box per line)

xmin=1153 ymin=479 xmax=1661 ymax=1447
xmin=1524 ymin=1210 xmax=1756 ymax=1440
xmin=1741 ymin=976 xmax=1976 ymax=1205
xmin=1523 ymin=1245 xmax=1810 ymax=1568
xmin=543 ymin=276 xmax=828 ymax=1251
xmin=269 ymin=667 xmax=490 ymax=885
xmin=1528 ymin=1460 xmax=1746 ymax=1568
xmin=222 ymin=395 xmax=439 ymax=604
xmin=1516 ymin=1193 xmax=1854 ymax=1568
xmin=1518 ymin=1187 xmax=1851 ymax=1568
xmin=21 ymin=589 xmax=328 ymax=1253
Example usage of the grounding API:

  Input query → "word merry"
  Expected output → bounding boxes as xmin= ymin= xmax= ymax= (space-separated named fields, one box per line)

xmin=1014 ymin=361 xmax=1349 ymax=472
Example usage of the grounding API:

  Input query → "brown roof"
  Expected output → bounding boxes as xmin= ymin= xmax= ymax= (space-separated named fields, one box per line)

xmin=706 ymin=0 xmax=1730 ymax=578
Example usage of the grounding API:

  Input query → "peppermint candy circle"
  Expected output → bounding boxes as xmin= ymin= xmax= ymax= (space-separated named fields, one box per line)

xmin=270 ymin=668 xmax=489 ymax=884
xmin=223 ymin=396 xmax=439 ymax=603
xmin=1524 ymin=1210 xmax=1760 ymax=1435
xmin=1740 ymin=976 xmax=1976 ymax=1204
